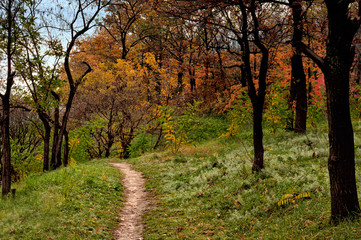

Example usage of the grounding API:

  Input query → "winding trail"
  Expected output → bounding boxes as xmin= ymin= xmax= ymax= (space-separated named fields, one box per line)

xmin=110 ymin=162 xmax=149 ymax=240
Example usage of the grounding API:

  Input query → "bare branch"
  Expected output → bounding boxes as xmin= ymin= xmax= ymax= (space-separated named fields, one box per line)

xmin=297 ymin=41 xmax=325 ymax=71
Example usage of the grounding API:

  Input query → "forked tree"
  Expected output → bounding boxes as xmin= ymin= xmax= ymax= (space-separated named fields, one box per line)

xmin=50 ymin=0 xmax=110 ymax=169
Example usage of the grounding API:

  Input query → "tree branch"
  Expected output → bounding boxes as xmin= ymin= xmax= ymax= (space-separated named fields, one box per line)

xmin=298 ymin=41 xmax=325 ymax=71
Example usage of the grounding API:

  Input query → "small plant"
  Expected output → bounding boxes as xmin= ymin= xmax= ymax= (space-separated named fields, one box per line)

xmin=264 ymin=83 xmax=293 ymax=132
xmin=159 ymin=101 xmax=203 ymax=152
xmin=69 ymin=119 xmax=106 ymax=162
xmin=221 ymin=89 xmax=252 ymax=138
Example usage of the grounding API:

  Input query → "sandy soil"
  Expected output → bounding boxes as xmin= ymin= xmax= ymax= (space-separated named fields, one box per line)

xmin=110 ymin=162 xmax=149 ymax=240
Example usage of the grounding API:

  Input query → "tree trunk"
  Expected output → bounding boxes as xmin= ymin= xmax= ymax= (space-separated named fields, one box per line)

xmin=238 ymin=0 xmax=268 ymax=172
xmin=50 ymin=92 xmax=61 ymax=169
xmin=325 ymin=67 xmax=360 ymax=221
xmin=153 ymin=127 xmax=163 ymax=150
xmin=121 ymin=141 xmax=131 ymax=159
xmin=292 ymin=54 xmax=307 ymax=132
xmin=1 ymin=0 xmax=15 ymax=196
xmin=63 ymin=129 xmax=69 ymax=167
xmin=290 ymin=0 xmax=307 ymax=133
xmin=105 ymin=136 xmax=114 ymax=158
xmin=177 ymin=72 xmax=184 ymax=92
xmin=324 ymin=1 xmax=360 ymax=222
xmin=252 ymin=101 xmax=264 ymax=171
xmin=53 ymin=90 xmax=76 ymax=168
xmin=1 ymin=97 xmax=11 ymax=196
xmin=39 ymin=113 xmax=51 ymax=172
xmin=121 ymin=33 xmax=127 ymax=60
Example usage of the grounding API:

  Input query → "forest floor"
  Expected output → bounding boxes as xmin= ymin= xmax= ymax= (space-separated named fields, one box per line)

xmin=110 ymin=162 xmax=149 ymax=240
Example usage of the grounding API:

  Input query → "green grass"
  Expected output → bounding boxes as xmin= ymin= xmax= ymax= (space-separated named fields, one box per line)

xmin=126 ymin=127 xmax=361 ymax=239
xmin=0 ymin=158 xmax=123 ymax=240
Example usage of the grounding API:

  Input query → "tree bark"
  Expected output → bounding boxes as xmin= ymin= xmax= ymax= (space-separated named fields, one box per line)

xmin=323 ymin=1 xmax=360 ymax=221
xmin=290 ymin=0 xmax=307 ymax=133
xmin=63 ymin=129 xmax=69 ymax=167
xmin=53 ymin=90 xmax=76 ymax=168
xmin=1 ymin=0 xmax=15 ymax=196
xmin=292 ymin=54 xmax=307 ymax=132
xmin=177 ymin=72 xmax=184 ymax=92
xmin=252 ymin=101 xmax=264 ymax=171
xmin=1 ymin=97 xmax=12 ymax=196
xmin=50 ymin=91 xmax=61 ymax=169
xmin=105 ymin=133 xmax=114 ymax=158
xmin=299 ymin=0 xmax=361 ymax=222
xmin=38 ymin=113 xmax=51 ymax=172
xmin=238 ymin=0 xmax=268 ymax=172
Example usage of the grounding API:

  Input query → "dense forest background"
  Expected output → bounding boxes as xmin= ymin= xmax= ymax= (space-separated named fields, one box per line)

xmin=1 ymin=0 xmax=361 ymax=224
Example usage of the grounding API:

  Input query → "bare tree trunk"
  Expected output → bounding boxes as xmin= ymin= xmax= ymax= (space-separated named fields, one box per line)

xmin=1 ymin=0 xmax=16 ymax=196
xmin=153 ymin=127 xmax=163 ymax=150
xmin=177 ymin=72 xmax=184 ymax=92
xmin=252 ymin=101 xmax=264 ymax=171
xmin=324 ymin=1 xmax=360 ymax=221
xmin=1 ymin=97 xmax=12 ymax=196
xmin=53 ymin=91 xmax=76 ymax=168
xmin=105 ymin=133 xmax=114 ymax=157
xmin=292 ymin=54 xmax=307 ymax=133
xmin=39 ymin=113 xmax=51 ymax=171
xmin=290 ymin=0 xmax=307 ymax=133
xmin=300 ymin=0 xmax=361 ymax=222
xmin=50 ymin=92 xmax=61 ymax=169
xmin=63 ymin=129 xmax=69 ymax=167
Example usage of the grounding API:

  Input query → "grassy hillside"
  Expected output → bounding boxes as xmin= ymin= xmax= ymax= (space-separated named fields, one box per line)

xmin=126 ymin=125 xmax=361 ymax=239
xmin=0 ymin=159 xmax=123 ymax=240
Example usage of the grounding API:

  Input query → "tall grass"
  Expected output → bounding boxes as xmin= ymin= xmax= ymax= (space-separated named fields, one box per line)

xmin=0 ymin=159 xmax=123 ymax=240
xmin=127 ymin=125 xmax=361 ymax=239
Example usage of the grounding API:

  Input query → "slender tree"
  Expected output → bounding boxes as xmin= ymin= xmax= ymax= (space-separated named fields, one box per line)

xmin=0 ymin=0 xmax=31 ymax=196
xmin=17 ymin=13 xmax=62 ymax=172
xmin=239 ymin=0 xmax=269 ymax=171
xmin=289 ymin=0 xmax=308 ymax=133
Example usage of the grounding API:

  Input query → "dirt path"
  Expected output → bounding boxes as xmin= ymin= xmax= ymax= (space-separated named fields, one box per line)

xmin=110 ymin=162 xmax=149 ymax=240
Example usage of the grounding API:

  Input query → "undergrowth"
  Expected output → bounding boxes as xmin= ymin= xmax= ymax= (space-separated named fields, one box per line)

xmin=0 ymin=159 xmax=123 ymax=240
xmin=127 ymin=126 xmax=361 ymax=239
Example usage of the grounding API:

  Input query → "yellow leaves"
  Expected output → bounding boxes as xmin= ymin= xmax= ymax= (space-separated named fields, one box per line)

xmin=282 ymin=194 xmax=294 ymax=200
xmin=144 ymin=52 xmax=159 ymax=70
xmin=278 ymin=192 xmax=311 ymax=207
xmin=69 ymin=137 xmax=80 ymax=149
xmin=114 ymin=141 xmax=124 ymax=153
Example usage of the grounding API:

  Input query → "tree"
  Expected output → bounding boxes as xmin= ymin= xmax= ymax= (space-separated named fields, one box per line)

xmin=16 ymin=9 xmax=63 ymax=172
xmin=103 ymin=0 xmax=149 ymax=60
xmin=289 ymin=0 xmax=308 ymax=133
xmin=212 ymin=0 xmax=279 ymax=171
xmin=300 ymin=0 xmax=361 ymax=222
xmin=0 ymin=0 xmax=33 ymax=196
xmin=238 ymin=0 xmax=269 ymax=171
xmin=50 ymin=0 xmax=110 ymax=169
xmin=159 ymin=0 xmax=284 ymax=170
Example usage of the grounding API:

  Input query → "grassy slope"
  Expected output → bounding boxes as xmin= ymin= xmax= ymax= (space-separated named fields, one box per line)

xmin=0 ymin=159 xmax=123 ymax=240
xmin=127 ymin=125 xmax=361 ymax=239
